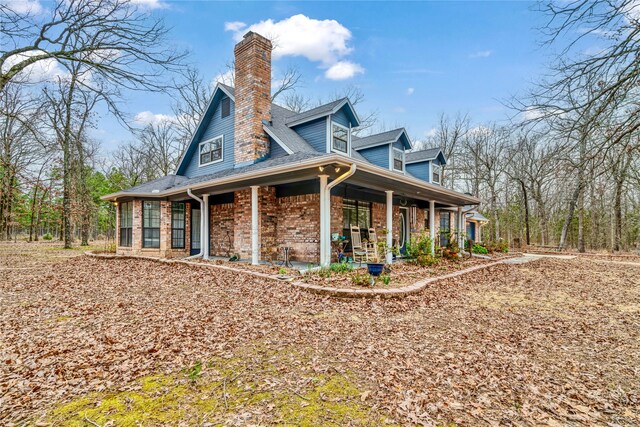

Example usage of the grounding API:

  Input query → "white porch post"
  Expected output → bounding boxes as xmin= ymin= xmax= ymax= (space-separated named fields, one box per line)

xmin=319 ymin=175 xmax=329 ymax=267
xmin=251 ymin=186 xmax=259 ymax=265
xmin=457 ymin=206 xmax=464 ymax=250
xmin=385 ymin=190 xmax=393 ymax=264
xmin=429 ymin=200 xmax=436 ymax=255
xmin=203 ymin=194 xmax=210 ymax=259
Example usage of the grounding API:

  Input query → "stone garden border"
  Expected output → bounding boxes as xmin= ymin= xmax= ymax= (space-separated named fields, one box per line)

xmin=85 ymin=252 xmax=528 ymax=299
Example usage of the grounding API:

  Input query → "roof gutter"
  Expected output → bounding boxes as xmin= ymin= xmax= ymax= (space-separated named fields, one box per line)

xmin=101 ymin=154 xmax=479 ymax=205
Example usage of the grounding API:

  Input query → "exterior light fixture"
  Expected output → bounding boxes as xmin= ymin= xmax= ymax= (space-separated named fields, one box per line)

xmin=319 ymin=166 xmax=325 ymax=172
xmin=334 ymin=166 xmax=341 ymax=173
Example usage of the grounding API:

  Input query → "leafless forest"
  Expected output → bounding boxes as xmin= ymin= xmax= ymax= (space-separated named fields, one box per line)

xmin=1 ymin=0 xmax=639 ymax=251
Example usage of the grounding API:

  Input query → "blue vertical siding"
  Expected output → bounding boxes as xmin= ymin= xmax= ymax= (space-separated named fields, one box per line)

xmin=182 ymin=97 xmax=235 ymax=178
xmin=406 ymin=161 xmax=431 ymax=182
xmin=359 ymin=144 xmax=390 ymax=169
xmin=292 ymin=118 xmax=327 ymax=152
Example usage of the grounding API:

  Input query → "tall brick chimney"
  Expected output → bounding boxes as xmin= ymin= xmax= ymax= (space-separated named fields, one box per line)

xmin=234 ymin=31 xmax=272 ymax=166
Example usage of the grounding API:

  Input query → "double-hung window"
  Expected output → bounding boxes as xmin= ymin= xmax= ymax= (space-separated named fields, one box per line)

xmin=432 ymin=163 xmax=441 ymax=184
xmin=142 ymin=201 xmax=160 ymax=248
xmin=392 ymin=148 xmax=404 ymax=172
xmin=331 ymin=123 xmax=349 ymax=154
xmin=171 ymin=202 xmax=186 ymax=249
xmin=199 ymin=135 xmax=223 ymax=166
xmin=342 ymin=199 xmax=372 ymax=230
xmin=119 ymin=202 xmax=132 ymax=247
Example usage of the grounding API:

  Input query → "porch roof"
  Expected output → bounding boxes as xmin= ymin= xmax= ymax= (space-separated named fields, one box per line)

xmin=102 ymin=153 xmax=479 ymax=207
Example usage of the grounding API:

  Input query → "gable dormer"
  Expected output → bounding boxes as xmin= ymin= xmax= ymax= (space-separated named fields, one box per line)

xmin=286 ymin=98 xmax=360 ymax=155
xmin=405 ymin=148 xmax=446 ymax=184
xmin=352 ymin=128 xmax=412 ymax=172
xmin=176 ymin=84 xmax=236 ymax=178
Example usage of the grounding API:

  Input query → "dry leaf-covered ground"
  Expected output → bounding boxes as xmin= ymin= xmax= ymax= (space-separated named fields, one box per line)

xmin=1 ymin=241 xmax=639 ymax=426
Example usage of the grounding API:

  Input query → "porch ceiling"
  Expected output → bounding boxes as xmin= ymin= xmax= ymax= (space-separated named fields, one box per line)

xmin=345 ymin=169 xmax=473 ymax=207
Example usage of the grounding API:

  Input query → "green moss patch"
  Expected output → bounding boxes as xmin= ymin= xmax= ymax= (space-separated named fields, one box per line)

xmin=46 ymin=346 xmax=394 ymax=426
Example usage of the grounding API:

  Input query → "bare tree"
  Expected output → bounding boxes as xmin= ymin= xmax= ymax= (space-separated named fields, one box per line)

xmin=0 ymin=0 xmax=187 ymax=92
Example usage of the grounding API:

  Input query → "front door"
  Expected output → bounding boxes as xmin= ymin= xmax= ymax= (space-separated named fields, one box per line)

xmin=190 ymin=206 xmax=201 ymax=255
xmin=399 ymin=207 xmax=409 ymax=254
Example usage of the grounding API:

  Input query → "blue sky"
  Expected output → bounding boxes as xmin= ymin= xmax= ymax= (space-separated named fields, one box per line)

xmin=97 ymin=0 xmax=558 ymax=151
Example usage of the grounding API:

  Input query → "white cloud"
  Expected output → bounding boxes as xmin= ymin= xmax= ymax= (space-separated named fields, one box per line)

xmin=1 ymin=0 xmax=43 ymax=14
xmin=393 ymin=106 xmax=406 ymax=113
xmin=1 ymin=51 xmax=68 ymax=83
xmin=134 ymin=111 xmax=176 ymax=125
xmin=130 ymin=0 xmax=169 ymax=9
xmin=324 ymin=61 xmax=364 ymax=80
xmin=406 ymin=87 xmax=415 ymax=96
xmin=212 ymin=69 xmax=234 ymax=87
xmin=224 ymin=21 xmax=246 ymax=32
xmin=424 ymin=128 xmax=438 ymax=138
xmin=225 ymin=14 xmax=364 ymax=81
xmin=469 ymin=50 xmax=493 ymax=59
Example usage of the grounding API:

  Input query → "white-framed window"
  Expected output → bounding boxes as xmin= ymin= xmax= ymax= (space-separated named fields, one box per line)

xmin=331 ymin=122 xmax=349 ymax=154
xmin=432 ymin=163 xmax=441 ymax=184
xmin=199 ymin=135 xmax=223 ymax=166
xmin=392 ymin=148 xmax=404 ymax=172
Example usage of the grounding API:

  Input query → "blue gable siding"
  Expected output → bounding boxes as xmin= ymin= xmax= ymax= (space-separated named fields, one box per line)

xmin=392 ymin=140 xmax=404 ymax=151
xmin=269 ymin=137 xmax=288 ymax=159
xmin=359 ymin=144 xmax=390 ymax=169
xmin=332 ymin=107 xmax=351 ymax=128
xmin=292 ymin=118 xmax=326 ymax=152
xmin=406 ymin=161 xmax=430 ymax=182
xmin=179 ymin=96 xmax=235 ymax=178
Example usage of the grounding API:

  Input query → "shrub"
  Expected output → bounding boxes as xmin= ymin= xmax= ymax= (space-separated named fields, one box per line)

xmin=405 ymin=230 xmax=434 ymax=259
xmin=351 ymin=271 xmax=371 ymax=287
xmin=472 ymin=243 xmax=488 ymax=255
xmin=42 ymin=232 xmax=53 ymax=241
xmin=330 ymin=262 xmax=352 ymax=273
xmin=416 ymin=254 xmax=440 ymax=266
xmin=379 ymin=273 xmax=391 ymax=286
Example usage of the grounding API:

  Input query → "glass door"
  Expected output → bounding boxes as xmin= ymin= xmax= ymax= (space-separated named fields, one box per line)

xmin=399 ymin=207 xmax=409 ymax=254
xmin=191 ymin=206 xmax=201 ymax=255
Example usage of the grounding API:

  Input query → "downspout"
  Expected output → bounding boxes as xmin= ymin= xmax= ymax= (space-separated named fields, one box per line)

xmin=186 ymin=189 xmax=204 ymax=259
xmin=321 ymin=163 xmax=356 ymax=266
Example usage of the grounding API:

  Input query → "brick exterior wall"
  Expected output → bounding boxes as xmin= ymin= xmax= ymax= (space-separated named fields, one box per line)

xmin=233 ymin=32 xmax=272 ymax=165
xmin=210 ymin=203 xmax=234 ymax=257
xmin=276 ymin=194 xmax=321 ymax=262
xmin=116 ymin=193 xmax=451 ymax=264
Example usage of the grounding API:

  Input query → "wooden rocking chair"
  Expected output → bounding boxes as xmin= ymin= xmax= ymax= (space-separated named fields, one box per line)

xmin=367 ymin=228 xmax=380 ymax=261
xmin=350 ymin=225 xmax=369 ymax=264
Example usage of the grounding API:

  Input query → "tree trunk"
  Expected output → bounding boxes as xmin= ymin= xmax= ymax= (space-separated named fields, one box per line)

xmin=559 ymin=183 xmax=582 ymax=250
xmin=519 ymin=179 xmax=531 ymax=246
xmin=578 ymin=187 xmax=585 ymax=253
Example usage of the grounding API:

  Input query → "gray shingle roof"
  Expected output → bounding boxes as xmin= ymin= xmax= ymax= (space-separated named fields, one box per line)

xmin=405 ymin=147 xmax=442 ymax=163
xmin=122 ymin=175 xmax=188 ymax=193
xmin=284 ymin=98 xmax=347 ymax=126
xmin=352 ymin=128 xmax=405 ymax=149
xmin=266 ymin=105 xmax=317 ymax=153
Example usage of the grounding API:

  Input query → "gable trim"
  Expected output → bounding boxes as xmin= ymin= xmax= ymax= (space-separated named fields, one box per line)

xmin=286 ymin=98 xmax=361 ymax=128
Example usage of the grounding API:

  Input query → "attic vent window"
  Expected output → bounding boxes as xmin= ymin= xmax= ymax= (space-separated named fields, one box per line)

xmin=393 ymin=148 xmax=404 ymax=172
xmin=199 ymin=135 xmax=224 ymax=166
xmin=331 ymin=123 xmax=349 ymax=154
xmin=221 ymin=97 xmax=231 ymax=118
xmin=432 ymin=163 xmax=441 ymax=184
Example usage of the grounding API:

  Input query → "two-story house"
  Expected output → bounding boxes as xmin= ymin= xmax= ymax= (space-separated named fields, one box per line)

xmin=102 ymin=32 xmax=479 ymax=266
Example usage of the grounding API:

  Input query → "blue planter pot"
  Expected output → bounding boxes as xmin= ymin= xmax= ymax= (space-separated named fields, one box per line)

xmin=366 ymin=263 xmax=385 ymax=277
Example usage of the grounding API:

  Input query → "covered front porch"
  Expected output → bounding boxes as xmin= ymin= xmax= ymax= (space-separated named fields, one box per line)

xmin=110 ymin=155 xmax=479 ymax=267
